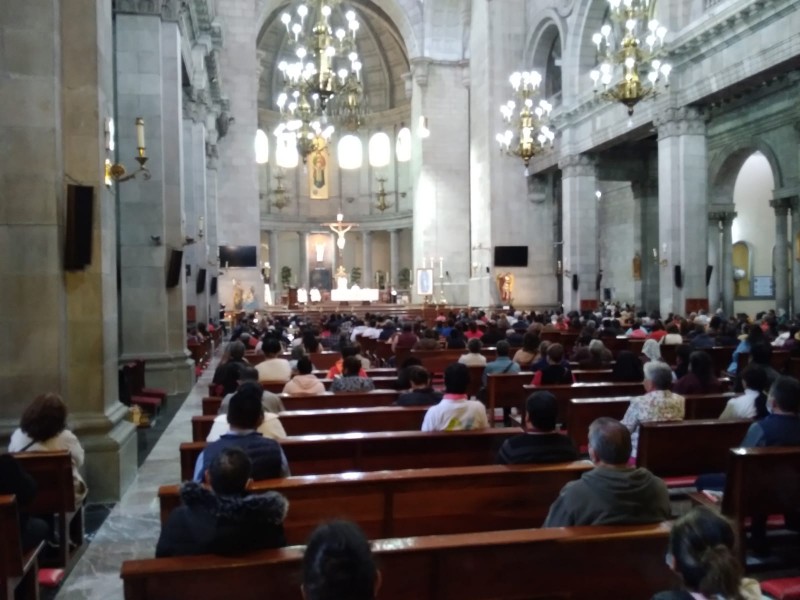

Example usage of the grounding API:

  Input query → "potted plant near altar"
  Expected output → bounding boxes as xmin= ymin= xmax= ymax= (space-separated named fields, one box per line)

xmin=281 ymin=266 xmax=292 ymax=289
xmin=398 ymin=267 xmax=411 ymax=291
xmin=350 ymin=266 xmax=362 ymax=286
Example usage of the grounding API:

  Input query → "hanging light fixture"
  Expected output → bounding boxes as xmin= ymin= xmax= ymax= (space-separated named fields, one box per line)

xmin=271 ymin=172 xmax=290 ymax=210
xmin=275 ymin=1 xmax=366 ymax=158
xmin=495 ymin=71 xmax=555 ymax=174
xmin=374 ymin=177 xmax=392 ymax=212
xmin=337 ymin=134 xmax=363 ymax=169
xmin=368 ymin=132 xmax=390 ymax=168
xmin=395 ymin=126 xmax=411 ymax=162
xmin=590 ymin=0 xmax=671 ymax=116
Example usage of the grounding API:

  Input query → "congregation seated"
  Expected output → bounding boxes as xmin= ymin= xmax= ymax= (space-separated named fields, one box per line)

xmin=727 ymin=323 xmax=767 ymax=375
xmin=481 ymin=320 xmax=506 ymax=346
xmin=208 ymin=381 xmax=286 ymax=442
xmin=256 ymin=338 xmax=292 ymax=383
xmin=330 ymin=357 xmax=375 ymax=393
xmin=0 ymin=453 xmax=49 ymax=552
xmin=465 ymin=321 xmax=483 ymax=340
xmin=458 ymin=338 xmax=487 ymax=367
xmin=621 ymin=361 xmax=685 ymax=458
xmin=217 ymin=367 xmax=285 ymax=416
xmin=740 ymin=375 xmax=800 ymax=447
xmin=282 ymin=357 xmax=326 ymax=396
xmin=395 ymin=366 xmax=441 ymax=406
xmin=445 ymin=326 xmax=466 ymax=349
xmin=157 ymin=448 xmax=288 ymax=558
xmin=672 ymin=344 xmax=692 ymax=380
xmin=326 ymin=345 xmax=367 ymax=379
xmin=611 ymin=350 xmax=644 ymax=383
xmin=660 ymin=323 xmax=683 ymax=346
xmin=390 ymin=323 xmax=418 ymax=352
xmin=482 ymin=340 xmax=520 ymax=385
xmin=651 ymin=507 xmax=761 ymax=600
xmin=719 ymin=365 xmax=768 ymax=421
xmin=395 ymin=356 xmax=422 ymax=391
xmin=212 ymin=341 xmax=249 ymax=395
xmin=688 ymin=323 xmax=715 ymax=349
xmin=641 ymin=339 xmax=665 ymax=364
xmin=194 ymin=385 xmax=290 ymax=482
xmin=543 ymin=417 xmax=670 ymax=527
xmin=302 ymin=520 xmax=380 ymax=600
xmin=746 ymin=342 xmax=781 ymax=389
xmin=495 ymin=391 xmax=578 ymax=465
xmin=422 ymin=363 xmax=489 ymax=432
xmin=579 ymin=339 xmax=613 ymax=369
xmin=512 ymin=332 xmax=539 ymax=368
xmin=672 ymin=351 xmax=723 ymax=395
xmin=8 ymin=392 xmax=87 ymax=502
xmin=413 ymin=328 xmax=440 ymax=350
xmin=529 ymin=341 xmax=552 ymax=372
xmin=530 ymin=343 xmax=574 ymax=386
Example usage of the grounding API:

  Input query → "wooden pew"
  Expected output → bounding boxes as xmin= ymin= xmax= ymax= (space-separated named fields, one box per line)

xmin=565 ymin=393 xmax=737 ymax=450
xmin=12 ymin=451 xmax=84 ymax=568
xmin=191 ymin=406 xmax=430 ymax=441
xmin=410 ymin=349 xmax=498 ymax=375
xmin=202 ymin=391 xmax=400 ymax=416
xmin=690 ymin=447 xmax=800 ymax=562
xmin=0 ymin=495 xmax=42 ymax=600
xmin=572 ymin=369 xmax=613 ymax=383
xmin=179 ymin=428 xmax=520 ymax=480
xmin=524 ymin=382 xmax=647 ymax=424
xmin=312 ymin=368 xmax=397 ymax=378
xmin=260 ymin=377 xmax=399 ymax=394
xmin=160 ymin=462 xmax=593 ymax=542
xmin=121 ymin=523 xmax=676 ymax=600
xmin=485 ymin=372 xmax=536 ymax=426
xmin=247 ymin=352 xmax=343 ymax=370
xmin=636 ymin=419 xmax=752 ymax=484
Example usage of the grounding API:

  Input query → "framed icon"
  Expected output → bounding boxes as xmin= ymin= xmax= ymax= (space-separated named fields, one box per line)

xmin=416 ymin=268 xmax=434 ymax=296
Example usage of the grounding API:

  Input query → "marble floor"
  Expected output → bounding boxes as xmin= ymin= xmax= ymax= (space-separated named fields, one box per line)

xmin=56 ymin=362 xmax=216 ymax=600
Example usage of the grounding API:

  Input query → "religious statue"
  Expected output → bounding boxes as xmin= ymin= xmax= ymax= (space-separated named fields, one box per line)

xmin=632 ymin=252 xmax=642 ymax=281
xmin=243 ymin=286 xmax=257 ymax=311
xmin=315 ymin=242 xmax=326 ymax=263
xmin=496 ymin=272 xmax=514 ymax=303
xmin=312 ymin=152 xmax=326 ymax=189
xmin=232 ymin=278 xmax=244 ymax=311
xmin=335 ymin=265 xmax=349 ymax=290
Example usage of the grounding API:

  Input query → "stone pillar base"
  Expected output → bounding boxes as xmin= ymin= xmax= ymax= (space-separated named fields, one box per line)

xmin=121 ymin=352 xmax=195 ymax=396
xmin=71 ymin=403 xmax=138 ymax=502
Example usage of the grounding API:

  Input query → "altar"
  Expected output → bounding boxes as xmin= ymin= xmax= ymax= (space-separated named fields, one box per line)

xmin=331 ymin=286 xmax=380 ymax=302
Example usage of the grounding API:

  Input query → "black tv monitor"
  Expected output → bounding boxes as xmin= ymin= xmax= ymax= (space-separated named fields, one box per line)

xmin=219 ymin=245 xmax=257 ymax=268
xmin=494 ymin=246 xmax=528 ymax=267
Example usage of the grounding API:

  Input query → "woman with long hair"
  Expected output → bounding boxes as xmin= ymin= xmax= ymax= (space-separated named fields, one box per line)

xmin=673 ymin=351 xmax=722 ymax=395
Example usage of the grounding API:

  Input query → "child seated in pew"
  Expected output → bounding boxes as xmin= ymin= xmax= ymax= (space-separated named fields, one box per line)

xmin=651 ymin=506 xmax=761 ymax=600
xmin=496 ymin=392 xmax=578 ymax=465
xmin=303 ymin=520 xmax=381 ymax=600
xmin=395 ymin=366 xmax=442 ymax=406
xmin=330 ymin=357 xmax=375 ymax=393
xmin=157 ymin=448 xmax=288 ymax=558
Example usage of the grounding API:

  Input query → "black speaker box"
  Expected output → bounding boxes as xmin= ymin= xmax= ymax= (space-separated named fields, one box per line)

xmin=64 ymin=184 xmax=94 ymax=270
xmin=674 ymin=265 xmax=683 ymax=289
xmin=166 ymin=249 xmax=183 ymax=288
xmin=706 ymin=265 xmax=713 ymax=286
xmin=572 ymin=274 xmax=579 ymax=291
xmin=210 ymin=276 xmax=218 ymax=296
xmin=196 ymin=268 xmax=207 ymax=294
xmin=595 ymin=271 xmax=603 ymax=291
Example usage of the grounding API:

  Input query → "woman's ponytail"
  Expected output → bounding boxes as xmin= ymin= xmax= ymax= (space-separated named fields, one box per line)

xmin=697 ymin=544 xmax=744 ymax=600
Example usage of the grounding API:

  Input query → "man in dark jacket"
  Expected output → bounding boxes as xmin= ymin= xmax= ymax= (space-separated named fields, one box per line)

xmin=396 ymin=366 xmax=442 ymax=406
xmin=157 ymin=448 xmax=288 ymax=557
xmin=543 ymin=417 xmax=670 ymax=527
xmin=212 ymin=341 xmax=249 ymax=395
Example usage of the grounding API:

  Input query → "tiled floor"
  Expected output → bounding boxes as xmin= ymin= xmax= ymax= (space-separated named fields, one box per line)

xmin=55 ymin=362 xmax=216 ymax=600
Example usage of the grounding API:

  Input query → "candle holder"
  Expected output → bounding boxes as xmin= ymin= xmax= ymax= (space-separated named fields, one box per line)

xmin=106 ymin=117 xmax=151 ymax=185
xmin=438 ymin=275 xmax=447 ymax=305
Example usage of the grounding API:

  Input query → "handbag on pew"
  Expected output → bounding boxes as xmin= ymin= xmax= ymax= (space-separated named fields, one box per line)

xmin=475 ymin=362 xmax=514 ymax=403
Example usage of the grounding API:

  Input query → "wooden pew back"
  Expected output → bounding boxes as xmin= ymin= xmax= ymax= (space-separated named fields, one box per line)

xmin=202 ymin=391 xmax=400 ymax=416
xmin=486 ymin=373 xmax=535 ymax=423
xmin=0 ymin=495 xmax=24 ymax=579
xmin=180 ymin=428 xmax=520 ymax=480
xmin=160 ymin=462 xmax=593 ymax=543
xmin=121 ymin=524 xmax=676 ymax=600
xmin=524 ymin=382 xmax=646 ymax=424
xmin=260 ymin=377 xmax=399 ymax=394
xmin=410 ymin=349 xmax=497 ymax=375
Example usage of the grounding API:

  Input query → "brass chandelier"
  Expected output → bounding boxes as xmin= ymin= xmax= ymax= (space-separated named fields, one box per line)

xmin=590 ymin=0 xmax=672 ymax=115
xmin=275 ymin=0 xmax=366 ymax=161
xmin=496 ymin=70 xmax=555 ymax=174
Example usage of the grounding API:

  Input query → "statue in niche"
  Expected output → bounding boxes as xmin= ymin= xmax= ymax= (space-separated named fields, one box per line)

xmin=232 ymin=279 xmax=244 ymax=311
xmin=632 ymin=252 xmax=642 ymax=281
xmin=335 ymin=265 xmax=349 ymax=290
xmin=496 ymin=272 xmax=514 ymax=304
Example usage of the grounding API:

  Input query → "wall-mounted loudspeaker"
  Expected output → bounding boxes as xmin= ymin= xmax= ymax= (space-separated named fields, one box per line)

xmin=572 ymin=274 xmax=579 ymax=291
xmin=196 ymin=268 xmax=206 ymax=294
xmin=210 ymin=276 xmax=218 ymax=296
xmin=674 ymin=265 xmax=683 ymax=289
xmin=166 ymin=249 xmax=183 ymax=288
xmin=705 ymin=265 xmax=713 ymax=286
xmin=595 ymin=271 xmax=603 ymax=291
xmin=64 ymin=185 xmax=94 ymax=270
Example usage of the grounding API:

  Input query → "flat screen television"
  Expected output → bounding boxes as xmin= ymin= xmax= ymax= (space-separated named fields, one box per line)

xmin=494 ymin=246 xmax=528 ymax=267
xmin=219 ymin=245 xmax=257 ymax=268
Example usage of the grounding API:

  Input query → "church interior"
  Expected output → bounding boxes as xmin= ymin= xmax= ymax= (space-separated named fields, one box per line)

xmin=2 ymin=0 xmax=800 ymax=597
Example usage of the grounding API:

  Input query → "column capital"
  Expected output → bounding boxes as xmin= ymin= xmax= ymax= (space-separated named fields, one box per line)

xmin=410 ymin=58 xmax=432 ymax=88
xmin=558 ymin=154 xmax=596 ymax=178
xmin=708 ymin=209 xmax=737 ymax=224
xmin=771 ymin=198 xmax=792 ymax=215
xmin=655 ymin=106 xmax=706 ymax=139
xmin=113 ymin=0 xmax=183 ymax=21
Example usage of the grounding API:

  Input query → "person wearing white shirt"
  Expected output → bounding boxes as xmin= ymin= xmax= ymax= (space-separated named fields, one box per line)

xmin=256 ymin=337 xmax=292 ymax=382
xmin=422 ymin=363 xmax=489 ymax=432
xmin=458 ymin=338 xmax=488 ymax=367
xmin=719 ymin=365 xmax=769 ymax=421
xmin=350 ymin=322 xmax=369 ymax=342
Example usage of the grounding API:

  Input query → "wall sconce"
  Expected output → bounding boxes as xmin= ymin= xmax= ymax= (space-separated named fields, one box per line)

xmin=105 ymin=117 xmax=151 ymax=185
xmin=418 ymin=116 xmax=430 ymax=139
xmin=198 ymin=216 xmax=205 ymax=240
xmin=653 ymin=246 xmax=669 ymax=267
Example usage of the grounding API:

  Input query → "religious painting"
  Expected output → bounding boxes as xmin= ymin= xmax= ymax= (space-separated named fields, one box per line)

xmin=416 ymin=268 xmax=434 ymax=296
xmin=311 ymin=267 xmax=332 ymax=292
xmin=308 ymin=143 xmax=330 ymax=200
xmin=232 ymin=278 xmax=244 ymax=311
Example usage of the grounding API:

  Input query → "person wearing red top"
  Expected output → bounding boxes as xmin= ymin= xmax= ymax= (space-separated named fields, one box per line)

xmin=326 ymin=345 xmax=368 ymax=379
xmin=648 ymin=321 xmax=667 ymax=342
xmin=530 ymin=343 xmax=575 ymax=386
xmin=464 ymin=321 xmax=483 ymax=340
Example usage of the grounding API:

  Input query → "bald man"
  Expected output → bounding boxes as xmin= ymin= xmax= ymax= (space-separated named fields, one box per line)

xmin=543 ymin=417 xmax=670 ymax=527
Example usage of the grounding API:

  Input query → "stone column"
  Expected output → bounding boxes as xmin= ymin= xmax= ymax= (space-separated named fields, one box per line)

xmin=390 ymin=229 xmax=401 ymax=288
xmin=772 ymin=199 xmax=790 ymax=314
xmin=559 ymin=155 xmax=598 ymax=312
xmin=116 ymin=9 xmax=193 ymax=394
xmin=632 ymin=178 xmax=659 ymax=312
xmin=720 ymin=212 xmax=736 ymax=317
xmin=362 ymin=231 xmax=373 ymax=288
xmin=299 ymin=231 xmax=309 ymax=289
xmin=707 ymin=215 xmax=721 ymax=312
xmin=655 ymin=107 xmax=708 ymax=315
xmin=791 ymin=197 xmax=800 ymax=314
xmin=206 ymin=159 xmax=220 ymax=320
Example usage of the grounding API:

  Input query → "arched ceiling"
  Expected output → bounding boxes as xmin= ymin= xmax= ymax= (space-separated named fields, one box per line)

xmin=257 ymin=1 xmax=410 ymax=115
